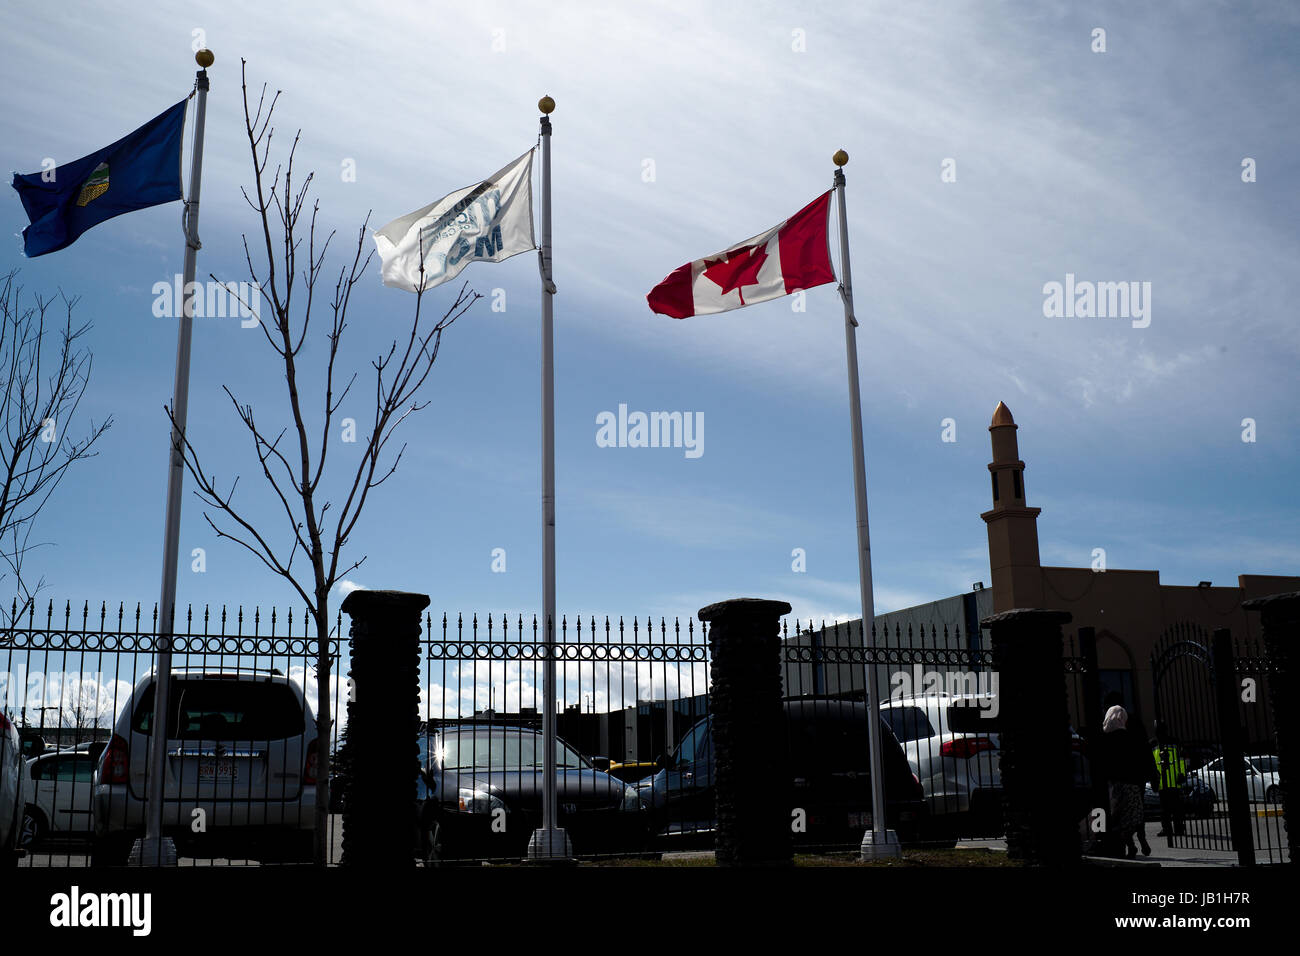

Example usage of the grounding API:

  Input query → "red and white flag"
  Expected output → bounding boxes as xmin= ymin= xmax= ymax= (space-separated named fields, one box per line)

xmin=646 ymin=192 xmax=836 ymax=318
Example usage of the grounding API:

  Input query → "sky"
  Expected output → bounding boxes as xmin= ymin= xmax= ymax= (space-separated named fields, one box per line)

xmin=1 ymin=0 xmax=1298 ymax=657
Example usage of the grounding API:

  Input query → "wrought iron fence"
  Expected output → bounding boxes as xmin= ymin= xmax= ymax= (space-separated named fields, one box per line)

xmin=11 ymin=598 xmax=1252 ymax=867
xmin=1150 ymin=623 xmax=1287 ymax=864
xmin=413 ymin=613 xmax=1003 ymax=862
xmin=1 ymin=600 xmax=342 ymax=867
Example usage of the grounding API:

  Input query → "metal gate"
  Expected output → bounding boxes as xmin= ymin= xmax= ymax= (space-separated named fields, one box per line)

xmin=1150 ymin=623 xmax=1287 ymax=864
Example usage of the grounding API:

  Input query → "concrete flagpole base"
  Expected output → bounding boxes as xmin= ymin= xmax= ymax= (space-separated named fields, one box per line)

xmin=526 ymin=828 xmax=574 ymax=864
xmin=859 ymin=829 xmax=902 ymax=861
xmin=130 ymin=836 xmax=178 ymax=867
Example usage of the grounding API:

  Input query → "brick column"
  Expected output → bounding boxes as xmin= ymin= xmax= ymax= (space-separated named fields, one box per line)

xmin=982 ymin=608 xmax=1080 ymax=866
xmin=339 ymin=589 xmax=429 ymax=868
xmin=699 ymin=598 xmax=792 ymax=868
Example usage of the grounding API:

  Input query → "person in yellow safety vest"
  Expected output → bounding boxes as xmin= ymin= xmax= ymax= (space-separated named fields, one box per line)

xmin=1150 ymin=721 xmax=1186 ymax=837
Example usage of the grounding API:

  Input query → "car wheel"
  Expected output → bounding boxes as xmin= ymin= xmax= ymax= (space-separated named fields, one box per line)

xmin=1265 ymin=785 xmax=1281 ymax=805
xmin=90 ymin=834 xmax=134 ymax=868
xmin=20 ymin=807 xmax=45 ymax=847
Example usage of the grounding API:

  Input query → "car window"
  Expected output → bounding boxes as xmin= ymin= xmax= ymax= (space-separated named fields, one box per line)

xmin=132 ymin=679 xmax=307 ymax=739
xmin=881 ymin=706 xmax=935 ymax=743
xmin=438 ymin=731 xmax=586 ymax=770
xmin=674 ymin=720 xmax=710 ymax=765
xmin=787 ymin=713 xmax=868 ymax=774
xmin=1252 ymin=756 xmax=1276 ymax=773
xmin=945 ymin=702 xmax=1000 ymax=734
xmin=44 ymin=755 xmax=94 ymax=781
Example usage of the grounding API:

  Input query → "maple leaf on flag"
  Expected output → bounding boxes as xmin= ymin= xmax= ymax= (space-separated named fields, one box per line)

xmin=702 ymin=242 xmax=768 ymax=305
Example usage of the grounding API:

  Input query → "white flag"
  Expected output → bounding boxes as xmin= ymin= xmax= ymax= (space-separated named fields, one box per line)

xmin=374 ymin=150 xmax=535 ymax=292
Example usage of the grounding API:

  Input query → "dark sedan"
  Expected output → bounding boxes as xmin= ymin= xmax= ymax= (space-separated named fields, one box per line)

xmin=417 ymin=724 xmax=648 ymax=863
xmin=636 ymin=698 xmax=927 ymax=849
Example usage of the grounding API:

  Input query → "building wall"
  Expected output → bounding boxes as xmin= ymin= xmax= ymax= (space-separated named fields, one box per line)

xmin=1037 ymin=566 xmax=1300 ymax=728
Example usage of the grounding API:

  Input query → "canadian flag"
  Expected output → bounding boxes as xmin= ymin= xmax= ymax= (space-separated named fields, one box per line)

xmin=646 ymin=191 xmax=836 ymax=318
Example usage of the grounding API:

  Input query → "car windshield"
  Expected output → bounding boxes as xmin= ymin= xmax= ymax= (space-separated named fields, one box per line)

xmin=1250 ymin=756 xmax=1276 ymax=773
xmin=438 ymin=731 xmax=587 ymax=770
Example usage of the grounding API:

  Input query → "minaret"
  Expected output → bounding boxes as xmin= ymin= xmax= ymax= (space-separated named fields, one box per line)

xmin=980 ymin=401 xmax=1044 ymax=612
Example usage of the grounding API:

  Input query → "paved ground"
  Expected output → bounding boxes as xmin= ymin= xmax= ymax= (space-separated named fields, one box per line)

xmin=957 ymin=815 xmax=1289 ymax=867
xmin=18 ymin=814 xmax=1286 ymax=867
xmin=18 ymin=813 xmax=349 ymax=867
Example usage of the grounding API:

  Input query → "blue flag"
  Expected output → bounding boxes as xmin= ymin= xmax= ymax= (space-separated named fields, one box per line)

xmin=11 ymin=99 xmax=188 ymax=257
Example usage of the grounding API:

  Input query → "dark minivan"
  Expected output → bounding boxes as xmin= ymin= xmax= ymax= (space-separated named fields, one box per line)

xmin=636 ymin=698 xmax=926 ymax=848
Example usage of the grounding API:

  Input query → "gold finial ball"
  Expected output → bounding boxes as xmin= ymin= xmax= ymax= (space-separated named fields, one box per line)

xmin=538 ymin=95 xmax=555 ymax=115
xmin=833 ymin=149 xmax=849 ymax=167
xmin=195 ymin=49 xmax=214 ymax=68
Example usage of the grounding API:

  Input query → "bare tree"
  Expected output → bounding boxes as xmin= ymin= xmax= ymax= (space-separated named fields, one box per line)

xmin=0 ymin=273 xmax=112 ymax=636
xmin=168 ymin=61 xmax=479 ymax=864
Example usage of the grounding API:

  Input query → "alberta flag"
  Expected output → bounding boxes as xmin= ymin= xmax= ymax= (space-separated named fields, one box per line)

xmin=646 ymin=192 xmax=836 ymax=318
xmin=11 ymin=99 xmax=187 ymax=258
xmin=374 ymin=150 xmax=535 ymax=293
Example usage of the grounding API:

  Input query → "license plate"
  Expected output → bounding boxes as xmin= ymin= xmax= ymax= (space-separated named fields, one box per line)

xmin=199 ymin=758 xmax=237 ymax=780
xmin=847 ymin=811 xmax=871 ymax=828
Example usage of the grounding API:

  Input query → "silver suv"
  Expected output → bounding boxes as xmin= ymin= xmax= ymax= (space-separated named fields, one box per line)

xmin=92 ymin=668 xmax=318 ymax=865
xmin=880 ymin=693 xmax=1002 ymax=836
xmin=881 ymin=692 xmax=1091 ymax=841
xmin=0 ymin=711 xmax=23 ymax=866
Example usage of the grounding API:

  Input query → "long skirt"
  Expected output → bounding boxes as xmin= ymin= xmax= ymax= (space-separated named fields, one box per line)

xmin=1109 ymin=782 xmax=1144 ymax=838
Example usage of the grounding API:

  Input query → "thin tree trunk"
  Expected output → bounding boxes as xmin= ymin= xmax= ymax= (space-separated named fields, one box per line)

xmin=314 ymin=605 xmax=331 ymax=866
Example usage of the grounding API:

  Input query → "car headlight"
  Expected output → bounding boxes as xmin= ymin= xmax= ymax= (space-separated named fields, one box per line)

xmin=621 ymin=785 xmax=644 ymax=812
xmin=456 ymin=788 xmax=506 ymax=813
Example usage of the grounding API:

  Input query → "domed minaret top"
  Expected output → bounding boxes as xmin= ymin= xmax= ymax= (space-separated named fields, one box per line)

xmin=991 ymin=401 xmax=1015 ymax=428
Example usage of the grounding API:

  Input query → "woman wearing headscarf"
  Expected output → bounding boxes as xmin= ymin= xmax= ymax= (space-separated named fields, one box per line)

xmin=1095 ymin=705 xmax=1158 ymax=857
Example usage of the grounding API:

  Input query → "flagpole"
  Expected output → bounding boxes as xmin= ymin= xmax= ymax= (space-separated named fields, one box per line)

xmin=527 ymin=94 xmax=571 ymax=863
xmin=833 ymin=149 xmax=900 ymax=861
xmin=140 ymin=48 xmax=213 ymax=867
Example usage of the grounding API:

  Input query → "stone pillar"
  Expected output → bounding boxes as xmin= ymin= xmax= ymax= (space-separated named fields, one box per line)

xmin=1243 ymin=590 xmax=1299 ymax=865
xmin=339 ymin=589 xmax=429 ymax=868
xmin=982 ymin=608 xmax=1080 ymax=866
xmin=1076 ymin=626 xmax=1108 ymax=853
xmin=699 ymin=598 xmax=792 ymax=868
